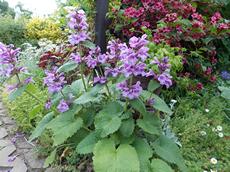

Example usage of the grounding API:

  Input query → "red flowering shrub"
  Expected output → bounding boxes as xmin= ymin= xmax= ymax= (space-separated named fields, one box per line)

xmin=108 ymin=0 xmax=230 ymax=88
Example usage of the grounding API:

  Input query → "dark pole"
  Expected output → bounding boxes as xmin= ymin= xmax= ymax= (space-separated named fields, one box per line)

xmin=95 ymin=0 xmax=109 ymax=53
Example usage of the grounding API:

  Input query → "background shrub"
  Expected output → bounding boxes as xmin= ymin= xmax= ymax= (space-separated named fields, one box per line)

xmin=25 ymin=18 xmax=64 ymax=43
xmin=0 ymin=15 xmax=26 ymax=47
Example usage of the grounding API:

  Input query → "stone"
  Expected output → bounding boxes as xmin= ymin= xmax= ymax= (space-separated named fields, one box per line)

xmin=11 ymin=158 xmax=28 ymax=172
xmin=0 ymin=120 xmax=2 ymax=126
xmin=0 ymin=144 xmax=16 ymax=159
xmin=16 ymin=138 xmax=34 ymax=149
xmin=1 ymin=117 xmax=15 ymax=125
xmin=24 ymin=151 xmax=45 ymax=169
xmin=0 ymin=128 xmax=8 ymax=139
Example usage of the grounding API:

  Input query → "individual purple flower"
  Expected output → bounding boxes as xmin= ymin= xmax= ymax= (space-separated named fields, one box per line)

xmin=97 ymin=54 xmax=108 ymax=64
xmin=45 ymin=100 xmax=52 ymax=110
xmin=44 ymin=67 xmax=67 ymax=94
xmin=57 ymin=99 xmax=69 ymax=113
xmin=70 ymin=53 xmax=82 ymax=64
xmin=147 ymin=98 xmax=155 ymax=106
xmin=117 ymin=81 xmax=143 ymax=100
xmin=221 ymin=71 xmax=230 ymax=80
xmin=152 ymin=57 xmax=171 ymax=72
xmin=86 ymin=56 xmax=97 ymax=69
xmin=23 ymin=77 xmax=33 ymax=84
xmin=129 ymin=34 xmax=148 ymax=49
xmin=94 ymin=76 xmax=107 ymax=84
xmin=107 ymin=40 xmax=128 ymax=60
xmin=68 ymin=32 xmax=89 ymax=45
xmin=105 ymin=67 xmax=120 ymax=77
xmin=121 ymin=62 xmax=146 ymax=77
xmin=157 ymin=73 xmax=173 ymax=88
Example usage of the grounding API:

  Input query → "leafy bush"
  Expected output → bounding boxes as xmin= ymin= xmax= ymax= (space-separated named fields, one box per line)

xmin=0 ymin=15 xmax=26 ymax=47
xmin=25 ymin=17 xmax=64 ymax=42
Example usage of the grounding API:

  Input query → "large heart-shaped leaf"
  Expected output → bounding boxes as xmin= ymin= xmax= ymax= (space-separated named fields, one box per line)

xmin=93 ymin=139 xmax=140 ymax=172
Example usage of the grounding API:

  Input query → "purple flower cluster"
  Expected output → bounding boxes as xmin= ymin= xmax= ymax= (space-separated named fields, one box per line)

xmin=67 ymin=9 xmax=89 ymax=45
xmin=0 ymin=42 xmax=20 ymax=77
xmin=117 ymin=81 xmax=143 ymax=100
xmin=106 ymin=35 xmax=152 ymax=99
xmin=44 ymin=67 xmax=67 ymax=94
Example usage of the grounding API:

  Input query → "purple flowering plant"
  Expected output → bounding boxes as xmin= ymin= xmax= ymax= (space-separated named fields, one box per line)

xmin=2 ymin=8 xmax=185 ymax=171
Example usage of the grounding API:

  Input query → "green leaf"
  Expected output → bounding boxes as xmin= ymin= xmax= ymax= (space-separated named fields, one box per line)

xmin=44 ymin=149 xmax=56 ymax=168
xmin=130 ymin=98 xmax=146 ymax=115
xmin=47 ymin=106 xmax=83 ymax=146
xmin=74 ymin=85 xmax=103 ymax=105
xmin=119 ymin=119 xmax=135 ymax=137
xmin=148 ymin=80 xmax=160 ymax=92
xmin=137 ymin=112 xmax=161 ymax=135
xmin=133 ymin=138 xmax=153 ymax=172
xmin=57 ymin=61 xmax=78 ymax=73
xmin=150 ymin=159 xmax=174 ymax=172
xmin=82 ymin=40 xmax=96 ymax=49
xmin=95 ymin=102 xmax=123 ymax=137
xmin=95 ymin=115 xmax=121 ymax=138
xmin=29 ymin=105 xmax=42 ymax=120
xmin=29 ymin=112 xmax=54 ymax=141
xmin=152 ymin=135 xmax=187 ymax=172
xmin=142 ymin=91 xmax=172 ymax=114
xmin=76 ymin=132 xmax=99 ymax=154
xmin=8 ymin=85 xmax=27 ymax=101
xmin=93 ymin=139 xmax=140 ymax=172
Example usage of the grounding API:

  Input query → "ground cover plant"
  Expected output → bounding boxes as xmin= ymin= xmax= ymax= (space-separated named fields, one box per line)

xmin=0 ymin=1 xmax=230 ymax=172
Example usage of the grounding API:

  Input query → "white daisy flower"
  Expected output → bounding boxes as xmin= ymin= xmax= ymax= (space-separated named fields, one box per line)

xmin=205 ymin=109 xmax=210 ymax=113
xmin=212 ymin=128 xmax=217 ymax=132
xmin=200 ymin=131 xmax=207 ymax=136
xmin=210 ymin=158 xmax=218 ymax=165
xmin=218 ymin=132 xmax=224 ymax=138
xmin=216 ymin=125 xmax=223 ymax=131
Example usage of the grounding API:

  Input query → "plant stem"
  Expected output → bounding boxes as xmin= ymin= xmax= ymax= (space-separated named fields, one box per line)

xmin=80 ymin=64 xmax=87 ymax=92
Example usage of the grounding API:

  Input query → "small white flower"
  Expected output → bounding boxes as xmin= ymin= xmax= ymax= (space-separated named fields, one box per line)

xmin=207 ymin=124 xmax=210 ymax=127
xmin=200 ymin=131 xmax=207 ymax=136
xmin=216 ymin=125 xmax=223 ymax=131
xmin=171 ymin=99 xmax=177 ymax=103
xmin=205 ymin=109 xmax=210 ymax=113
xmin=203 ymin=170 xmax=208 ymax=172
xmin=210 ymin=158 xmax=218 ymax=165
xmin=210 ymin=169 xmax=217 ymax=172
xmin=212 ymin=128 xmax=217 ymax=132
xmin=218 ymin=132 xmax=224 ymax=138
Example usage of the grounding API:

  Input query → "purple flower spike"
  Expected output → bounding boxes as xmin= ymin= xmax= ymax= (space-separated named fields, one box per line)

xmin=67 ymin=9 xmax=89 ymax=45
xmin=44 ymin=67 xmax=67 ymax=94
xmin=57 ymin=99 xmax=69 ymax=113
